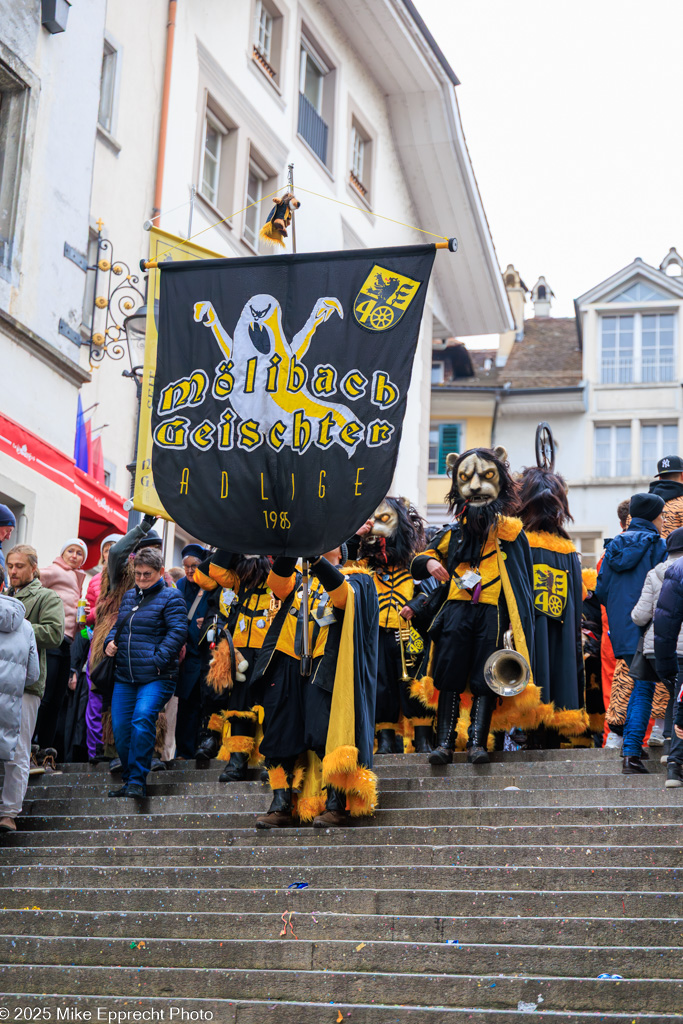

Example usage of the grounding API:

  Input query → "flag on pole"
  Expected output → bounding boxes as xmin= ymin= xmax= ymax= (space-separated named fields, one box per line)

xmin=150 ymin=244 xmax=436 ymax=554
xmin=74 ymin=395 xmax=90 ymax=473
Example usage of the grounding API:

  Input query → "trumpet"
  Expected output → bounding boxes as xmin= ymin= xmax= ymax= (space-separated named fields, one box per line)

xmin=484 ymin=630 xmax=530 ymax=697
xmin=396 ymin=620 xmax=414 ymax=684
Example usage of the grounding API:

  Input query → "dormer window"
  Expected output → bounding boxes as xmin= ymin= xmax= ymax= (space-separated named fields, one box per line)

xmin=600 ymin=312 xmax=675 ymax=384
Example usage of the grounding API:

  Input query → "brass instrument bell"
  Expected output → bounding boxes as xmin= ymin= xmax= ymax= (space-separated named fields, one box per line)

xmin=483 ymin=630 xmax=530 ymax=697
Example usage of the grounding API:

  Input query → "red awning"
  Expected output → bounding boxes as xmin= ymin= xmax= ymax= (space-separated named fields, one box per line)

xmin=0 ymin=411 xmax=128 ymax=568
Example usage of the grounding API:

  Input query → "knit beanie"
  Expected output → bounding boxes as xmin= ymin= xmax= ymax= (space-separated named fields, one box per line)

xmin=100 ymin=533 xmax=123 ymax=552
xmin=667 ymin=527 xmax=683 ymax=554
xmin=629 ymin=493 xmax=665 ymax=522
xmin=60 ymin=538 xmax=88 ymax=559
xmin=0 ymin=504 xmax=16 ymax=528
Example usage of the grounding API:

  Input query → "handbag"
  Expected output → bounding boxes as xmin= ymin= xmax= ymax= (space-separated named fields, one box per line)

xmin=628 ymin=618 xmax=659 ymax=683
xmin=89 ymin=604 xmax=137 ymax=698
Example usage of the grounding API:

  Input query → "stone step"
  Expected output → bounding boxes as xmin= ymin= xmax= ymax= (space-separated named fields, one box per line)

xmin=2 ymin=822 xmax=680 ymax=848
xmin=23 ymin=787 xmax=682 ymax=816
xmin=25 ymin=771 xmax=670 ymax=800
xmin=1 ymin=935 xmax=680 ymax=979
xmin=3 ymin=886 xmax=682 ymax=918
xmin=4 ymin=862 xmax=682 ymax=893
xmin=2 ymin=963 xmax=680 ymax=1012
xmin=2 ymin=841 xmax=679 ymax=868
xmin=29 ymin=757 xmax=663 ymax=780
xmin=0 ymin=994 xmax=678 ymax=1024
xmin=16 ymin=805 xmax=683 ymax=830
xmin=3 ymin=908 xmax=680 ymax=947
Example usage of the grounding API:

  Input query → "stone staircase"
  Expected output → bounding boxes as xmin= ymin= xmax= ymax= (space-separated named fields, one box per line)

xmin=0 ymin=747 xmax=681 ymax=1022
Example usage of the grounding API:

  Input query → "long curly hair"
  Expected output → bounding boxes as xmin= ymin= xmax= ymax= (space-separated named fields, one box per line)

xmin=89 ymin=559 xmax=135 ymax=670
xmin=359 ymin=497 xmax=426 ymax=570
xmin=518 ymin=466 xmax=573 ymax=539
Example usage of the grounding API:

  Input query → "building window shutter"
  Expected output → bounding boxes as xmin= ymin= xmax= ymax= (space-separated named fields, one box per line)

xmin=438 ymin=424 xmax=461 ymax=475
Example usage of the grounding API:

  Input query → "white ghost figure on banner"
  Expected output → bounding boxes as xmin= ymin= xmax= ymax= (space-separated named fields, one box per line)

xmin=193 ymin=295 xmax=363 ymax=454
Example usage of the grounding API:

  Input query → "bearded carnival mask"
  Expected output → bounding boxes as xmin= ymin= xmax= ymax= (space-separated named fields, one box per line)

xmin=446 ymin=447 xmax=508 ymax=506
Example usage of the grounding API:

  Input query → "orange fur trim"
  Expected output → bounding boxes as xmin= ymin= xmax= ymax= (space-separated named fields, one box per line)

xmin=207 ymin=713 xmax=226 ymax=734
xmin=375 ymin=722 xmax=398 ymax=733
xmin=221 ymin=734 xmax=254 ymax=755
xmin=206 ymin=639 xmax=234 ymax=694
xmin=414 ymin=675 xmax=439 ymax=711
xmin=267 ymin=765 xmax=288 ymax=790
xmin=224 ymin=709 xmax=257 ymax=721
xmin=249 ymin=711 xmax=264 ymax=766
xmin=525 ymin=530 xmax=577 ymax=554
xmin=496 ymin=516 xmax=523 ymax=542
xmin=582 ymin=567 xmax=598 ymax=591
xmin=296 ymin=795 xmax=327 ymax=822
xmin=411 ymin=716 xmax=434 ymax=727
xmin=291 ymin=763 xmax=306 ymax=792
xmin=544 ymin=706 xmax=590 ymax=736
xmin=588 ymin=712 xmax=605 ymax=732
xmin=322 ymin=746 xmax=378 ymax=816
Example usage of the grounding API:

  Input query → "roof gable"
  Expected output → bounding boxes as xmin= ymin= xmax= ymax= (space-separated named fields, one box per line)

xmin=576 ymin=258 xmax=683 ymax=307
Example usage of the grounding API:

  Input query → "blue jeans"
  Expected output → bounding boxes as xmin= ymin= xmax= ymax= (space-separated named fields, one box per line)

xmin=622 ymin=656 xmax=683 ymax=762
xmin=111 ymin=678 xmax=175 ymax=791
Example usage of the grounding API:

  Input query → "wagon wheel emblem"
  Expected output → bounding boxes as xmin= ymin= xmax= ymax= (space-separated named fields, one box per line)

xmin=548 ymin=594 xmax=563 ymax=617
xmin=535 ymin=421 xmax=556 ymax=471
xmin=369 ymin=305 xmax=395 ymax=329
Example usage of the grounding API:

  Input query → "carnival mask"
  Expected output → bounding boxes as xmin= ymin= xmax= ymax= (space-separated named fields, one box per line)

xmin=446 ymin=447 xmax=508 ymax=506
xmin=370 ymin=499 xmax=402 ymax=539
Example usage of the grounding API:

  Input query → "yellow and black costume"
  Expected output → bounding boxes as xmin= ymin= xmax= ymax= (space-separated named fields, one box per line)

xmin=412 ymin=515 xmax=538 ymax=763
xmin=251 ymin=553 xmax=379 ymax=828
xmin=194 ymin=554 xmax=274 ymax=780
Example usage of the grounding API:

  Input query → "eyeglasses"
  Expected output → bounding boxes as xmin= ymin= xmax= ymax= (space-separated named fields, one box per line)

xmin=134 ymin=571 xmax=157 ymax=580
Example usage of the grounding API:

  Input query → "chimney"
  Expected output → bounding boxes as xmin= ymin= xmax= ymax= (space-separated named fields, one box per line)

xmin=497 ymin=264 xmax=527 ymax=366
xmin=531 ymin=276 xmax=553 ymax=317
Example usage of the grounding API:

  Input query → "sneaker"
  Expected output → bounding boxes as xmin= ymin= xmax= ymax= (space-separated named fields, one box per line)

xmin=604 ymin=731 xmax=622 ymax=751
xmin=109 ymin=757 xmax=122 ymax=775
xmin=661 ymin=754 xmax=669 ymax=764
xmin=0 ymin=816 xmax=16 ymax=832
xmin=149 ymin=757 xmax=166 ymax=772
xmin=648 ymin=723 xmax=665 ymax=747
xmin=665 ymin=764 xmax=683 ymax=788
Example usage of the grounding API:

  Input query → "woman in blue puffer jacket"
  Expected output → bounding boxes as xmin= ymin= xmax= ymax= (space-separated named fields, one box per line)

xmin=103 ymin=547 xmax=186 ymax=799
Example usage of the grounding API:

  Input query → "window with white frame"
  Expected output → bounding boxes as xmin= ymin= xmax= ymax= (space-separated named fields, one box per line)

xmin=252 ymin=0 xmax=283 ymax=81
xmin=594 ymin=424 xmax=631 ymax=477
xmin=600 ymin=312 xmax=676 ymax=384
xmin=200 ymin=112 xmax=225 ymax=207
xmin=641 ymin=423 xmax=678 ymax=476
xmin=0 ymin=60 xmax=29 ymax=273
xmin=98 ymin=41 xmax=117 ymax=134
xmin=243 ymin=159 xmax=268 ymax=248
xmin=349 ymin=118 xmax=372 ymax=201
xmin=297 ymin=33 xmax=334 ymax=167
xmin=431 ymin=361 xmax=445 ymax=385
xmin=255 ymin=1 xmax=273 ymax=62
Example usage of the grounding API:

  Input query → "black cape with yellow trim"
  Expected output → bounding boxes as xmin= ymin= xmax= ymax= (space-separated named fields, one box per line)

xmin=251 ymin=565 xmax=379 ymax=816
xmin=526 ymin=530 xmax=588 ymax=736
xmin=413 ymin=516 xmax=549 ymax=735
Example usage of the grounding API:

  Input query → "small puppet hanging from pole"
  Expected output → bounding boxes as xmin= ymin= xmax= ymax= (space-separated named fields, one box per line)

xmin=259 ymin=190 xmax=301 ymax=248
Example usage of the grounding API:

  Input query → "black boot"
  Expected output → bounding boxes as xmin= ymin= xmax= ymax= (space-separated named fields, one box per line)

xmin=313 ymin=787 xmax=348 ymax=828
xmin=622 ymin=755 xmax=649 ymax=775
xmin=256 ymin=787 xmax=292 ymax=828
xmin=376 ymin=729 xmax=395 ymax=754
xmin=195 ymin=733 xmax=220 ymax=766
xmin=413 ymin=725 xmax=433 ymax=753
xmin=467 ymin=695 xmax=495 ymax=764
xmin=429 ymin=692 xmax=459 ymax=765
xmin=219 ymin=752 xmax=249 ymax=782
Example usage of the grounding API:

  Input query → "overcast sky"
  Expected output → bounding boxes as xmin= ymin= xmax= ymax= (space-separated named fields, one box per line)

xmin=415 ymin=0 xmax=683 ymax=325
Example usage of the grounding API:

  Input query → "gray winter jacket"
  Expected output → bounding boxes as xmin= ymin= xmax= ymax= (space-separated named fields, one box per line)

xmin=631 ymin=554 xmax=683 ymax=655
xmin=0 ymin=594 xmax=40 ymax=760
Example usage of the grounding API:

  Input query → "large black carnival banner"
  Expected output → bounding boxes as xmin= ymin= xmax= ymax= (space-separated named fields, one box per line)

xmin=151 ymin=245 xmax=436 ymax=554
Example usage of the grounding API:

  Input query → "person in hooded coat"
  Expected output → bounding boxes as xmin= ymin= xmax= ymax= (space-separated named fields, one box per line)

xmin=595 ymin=493 xmax=666 ymax=660
xmin=630 ymin=526 xmax=683 ymax=782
